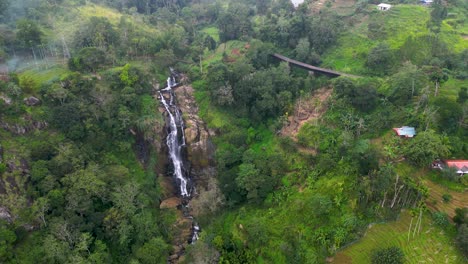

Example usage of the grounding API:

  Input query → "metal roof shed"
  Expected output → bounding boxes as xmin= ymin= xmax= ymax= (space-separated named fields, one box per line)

xmin=393 ymin=126 xmax=416 ymax=138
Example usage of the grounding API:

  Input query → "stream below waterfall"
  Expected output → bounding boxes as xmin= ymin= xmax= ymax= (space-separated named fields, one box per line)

xmin=158 ymin=70 xmax=200 ymax=249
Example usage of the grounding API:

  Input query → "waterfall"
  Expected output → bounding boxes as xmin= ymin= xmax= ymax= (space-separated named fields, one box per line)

xmin=159 ymin=77 xmax=189 ymax=197
xmin=159 ymin=73 xmax=200 ymax=244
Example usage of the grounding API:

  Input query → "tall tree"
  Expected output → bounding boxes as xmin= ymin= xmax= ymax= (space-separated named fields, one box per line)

xmin=16 ymin=19 xmax=43 ymax=48
xmin=403 ymin=130 xmax=450 ymax=167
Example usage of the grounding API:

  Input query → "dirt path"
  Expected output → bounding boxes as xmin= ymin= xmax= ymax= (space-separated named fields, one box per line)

xmin=281 ymin=87 xmax=333 ymax=140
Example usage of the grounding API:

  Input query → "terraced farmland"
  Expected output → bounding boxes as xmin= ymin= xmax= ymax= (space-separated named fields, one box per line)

xmin=424 ymin=179 xmax=468 ymax=218
xmin=333 ymin=211 xmax=466 ymax=264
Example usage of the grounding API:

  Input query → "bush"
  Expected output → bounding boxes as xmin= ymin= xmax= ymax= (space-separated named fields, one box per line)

xmin=453 ymin=208 xmax=467 ymax=226
xmin=0 ymin=163 xmax=6 ymax=175
xmin=68 ymin=47 xmax=107 ymax=72
xmin=371 ymin=246 xmax=404 ymax=264
xmin=432 ymin=211 xmax=449 ymax=227
xmin=442 ymin=193 xmax=452 ymax=203
xmin=403 ymin=130 xmax=450 ymax=167
xmin=441 ymin=167 xmax=459 ymax=182
xmin=455 ymin=224 xmax=468 ymax=256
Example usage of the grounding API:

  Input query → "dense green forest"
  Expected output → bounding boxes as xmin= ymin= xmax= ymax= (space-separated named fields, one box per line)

xmin=0 ymin=0 xmax=467 ymax=263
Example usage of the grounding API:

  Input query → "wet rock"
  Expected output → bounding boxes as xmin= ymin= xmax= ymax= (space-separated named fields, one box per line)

xmin=160 ymin=197 xmax=181 ymax=209
xmin=169 ymin=254 xmax=179 ymax=261
xmin=23 ymin=96 xmax=40 ymax=106
xmin=22 ymin=224 xmax=36 ymax=231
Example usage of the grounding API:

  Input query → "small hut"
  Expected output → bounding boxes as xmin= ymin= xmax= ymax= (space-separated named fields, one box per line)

xmin=393 ymin=126 xmax=416 ymax=138
xmin=432 ymin=160 xmax=468 ymax=175
xmin=377 ymin=3 xmax=392 ymax=11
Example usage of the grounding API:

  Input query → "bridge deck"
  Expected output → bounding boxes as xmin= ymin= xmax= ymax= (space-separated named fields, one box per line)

xmin=272 ymin=53 xmax=358 ymax=78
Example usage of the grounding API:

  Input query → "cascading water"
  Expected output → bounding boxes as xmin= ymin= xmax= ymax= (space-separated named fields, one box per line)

xmin=159 ymin=79 xmax=189 ymax=197
xmin=159 ymin=72 xmax=200 ymax=244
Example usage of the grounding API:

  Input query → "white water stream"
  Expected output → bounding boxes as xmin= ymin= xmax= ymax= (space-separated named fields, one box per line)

xmin=159 ymin=77 xmax=189 ymax=197
xmin=159 ymin=73 xmax=200 ymax=244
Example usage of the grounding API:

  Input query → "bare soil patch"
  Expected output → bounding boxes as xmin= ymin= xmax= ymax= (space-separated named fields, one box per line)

xmin=281 ymin=87 xmax=333 ymax=140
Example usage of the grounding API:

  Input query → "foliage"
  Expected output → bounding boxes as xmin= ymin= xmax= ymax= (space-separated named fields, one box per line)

xmin=453 ymin=208 xmax=468 ymax=226
xmin=366 ymin=43 xmax=394 ymax=75
xmin=135 ymin=237 xmax=170 ymax=264
xmin=73 ymin=16 xmax=118 ymax=49
xmin=0 ymin=0 xmax=9 ymax=18
xmin=387 ymin=62 xmax=428 ymax=105
xmin=432 ymin=211 xmax=450 ymax=227
xmin=371 ymin=246 xmax=404 ymax=264
xmin=217 ymin=3 xmax=252 ymax=42
xmin=1 ymin=0 xmax=467 ymax=263
xmin=333 ymin=77 xmax=378 ymax=112
xmin=442 ymin=193 xmax=452 ymax=203
xmin=16 ymin=19 xmax=42 ymax=48
xmin=403 ymin=130 xmax=450 ymax=167
xmin=119 ymin=63 xmax=139 ymax=86
xmin=69 ymin=47 xmax=107 ymax=72
xmin=0 ymin=223 xmax=16 ymax=262
xmin=455 ymin=224 xmax=468 ymax=256
xmin=458 ymin=87 xmax=468 ymax=103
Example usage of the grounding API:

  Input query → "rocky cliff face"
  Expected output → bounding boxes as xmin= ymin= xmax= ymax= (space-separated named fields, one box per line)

xmin=174 ymin=85 xmax=216 ymax=189
xmin=156 ymin=84 xmax=219 ymax=263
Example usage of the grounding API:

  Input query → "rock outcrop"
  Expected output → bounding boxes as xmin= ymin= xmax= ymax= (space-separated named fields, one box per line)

xmin=157 ymin=83 xmax=219 ymax=264
xmin=23 ymin=96 xmax=41 ymax=106
xmin=0 ymin=115 xmax=48 ymax=135
xmin=174 ymin=85 xmax=216 ymax=188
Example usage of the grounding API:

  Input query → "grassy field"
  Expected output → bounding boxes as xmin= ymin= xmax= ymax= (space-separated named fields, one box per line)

xmin=333 ymin=210 xmax=465 ymax=264
xmin=323 ymin=5 xmax=430 ymax=74
xmin=322 ymin=4 xmax=467 ymax=74
xmin=77 ymin=4 xmax=123 ymax=24
xmin=202 ymin=40 xmax=248 ymax=66
xmin=18 ymin=64 xmax=69 ymax=94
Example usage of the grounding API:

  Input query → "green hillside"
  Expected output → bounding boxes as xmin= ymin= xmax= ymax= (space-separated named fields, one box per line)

xmin=0 ymin=0 xmax=466 ymax=263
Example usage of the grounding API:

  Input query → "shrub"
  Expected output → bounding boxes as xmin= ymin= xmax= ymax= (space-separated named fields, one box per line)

xmin=371 ymin=246 xmax=404 ymax=264
xmin=432 ymin=211 xmax=449 ymax=227
xmin=455 ymin=224 xmax=468 ymax=256
xmin=441 ymin=167 xmax=459 ymax=182
xmin=442 ymin=193 xmax=452 ymax=203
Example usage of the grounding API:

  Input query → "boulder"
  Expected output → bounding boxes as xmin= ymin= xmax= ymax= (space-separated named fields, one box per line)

xmin=24 ymin=96 xmax=40 ymax=106
xmin=160 ymin=197 xmax=181 ymax=209
xmin=0 ymin=207 xmax=12 ymax=223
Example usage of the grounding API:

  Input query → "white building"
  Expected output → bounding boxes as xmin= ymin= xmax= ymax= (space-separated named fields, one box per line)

xmin=377 ymin=3 xmax=392 ymax=11
xmin=291 ymin=0 xmax=305 ymax=8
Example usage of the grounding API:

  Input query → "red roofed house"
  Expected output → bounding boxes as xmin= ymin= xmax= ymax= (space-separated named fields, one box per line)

xmin=432 ymin=160 xmax=468 ymax=175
